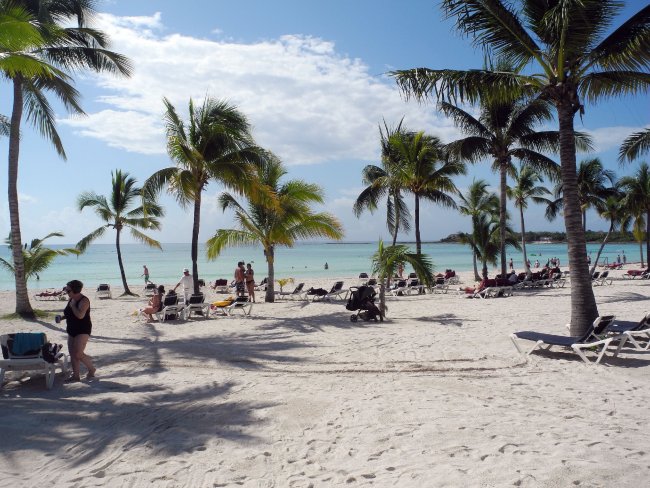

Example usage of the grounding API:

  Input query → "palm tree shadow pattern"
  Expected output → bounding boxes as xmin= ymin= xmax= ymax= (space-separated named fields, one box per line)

xmin=413 ymin=313 xmax=468 ymax=327
xmin=0 ymin=380 xmax=274 ymax=463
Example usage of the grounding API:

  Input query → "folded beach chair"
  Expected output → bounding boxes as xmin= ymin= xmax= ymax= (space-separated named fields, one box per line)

xmin=315 ymin=281 xmax=348 ymax=301
xmin=96 ymin=283 xmax=112 ymax=299
xmin=1 ymin=333 xmax=68 ymax=389
xmin=275 ymin=282 xmax=307 ymax=301
xmin=510 ymin=315 xmax=616 ymax=365
xmin=183 ymin=293 xmax=211 ymax=319
xmin=155 ymin=293 xmax=183 ymax=322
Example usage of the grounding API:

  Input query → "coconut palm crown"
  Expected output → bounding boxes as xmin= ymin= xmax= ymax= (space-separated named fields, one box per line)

xmin=206 ymin=153 xmax=344 ymax=302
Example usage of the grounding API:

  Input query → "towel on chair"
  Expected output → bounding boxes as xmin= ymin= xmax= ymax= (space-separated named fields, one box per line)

xmin=11 ymin=332 xmax=46 ymax=356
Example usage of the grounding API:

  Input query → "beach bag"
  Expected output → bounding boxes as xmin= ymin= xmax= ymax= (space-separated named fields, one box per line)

xmin=41 ymin=343 xmax=63 ymax=363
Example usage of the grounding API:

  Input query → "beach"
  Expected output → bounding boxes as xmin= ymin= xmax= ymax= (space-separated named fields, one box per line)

xmin=1 ymin=269 xmax=650 ymax=487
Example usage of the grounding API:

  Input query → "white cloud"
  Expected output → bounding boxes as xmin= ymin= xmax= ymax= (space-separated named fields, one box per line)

xmin=60 ymin=12 xmax=459 ymax=166
xmin=18 ymin=193 xmax=38 ymax=204
xmin=587 ymin=126 xmax=649 ymax=154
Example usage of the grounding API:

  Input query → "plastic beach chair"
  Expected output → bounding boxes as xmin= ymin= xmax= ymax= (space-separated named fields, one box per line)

xmin=510 ymin=315 xmax=616 ymax=365
xmin=0 ymin=333 xmax=68 ymax=389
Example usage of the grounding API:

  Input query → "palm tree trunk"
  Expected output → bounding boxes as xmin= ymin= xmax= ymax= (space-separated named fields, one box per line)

xmin=639 ymin=240 xmax=645 ymax=268
xmin=557 ymin=103 xmax=599 ymax=336
xmin=191 ymin=194 xmax=201 ymax=294
xmin=646 ymin=210 xmax=650 ymax=269
xmin=391 ymin=224 xmax=398 ymax=246
xmin=583 ymin=210 xmax=587 ymax=232
xmin=590 ymin=224 xmax=613 ymax=275
xmin=265 ymin=245 xmax=275 ymax=302
xmin=472 ymin=252 xmax=480 ymax=282
xmin=499 ymin=161 xmax=507 ymax=278
xmin=520 ymin=205 xmax=530 ymax=275
xmin=481 ymin=259 xmax=488 ymax=279
xmin=414 ymin=194 xmax=421 ymax=255
xmin=379 ymin=282 xmax=386 ymax=317
xmin=115 ymin=226 xmax=132 ymax=295
xmin=8 ymin=77 xmax=33 ymax=317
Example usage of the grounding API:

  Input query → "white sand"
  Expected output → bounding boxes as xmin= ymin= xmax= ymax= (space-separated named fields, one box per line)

xmin=1 ymin=269 xmax=649 ymax=487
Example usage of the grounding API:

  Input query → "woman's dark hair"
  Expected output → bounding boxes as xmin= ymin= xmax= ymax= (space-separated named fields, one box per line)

xmin=157 ymin=285 xmax=165 ymax=294
xmin=66 ymin=280 xmax=83 ymax=294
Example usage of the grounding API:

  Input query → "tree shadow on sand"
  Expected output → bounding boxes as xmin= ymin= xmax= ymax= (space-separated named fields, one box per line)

xmin=0 ymin=379 xmax=275 ymax=464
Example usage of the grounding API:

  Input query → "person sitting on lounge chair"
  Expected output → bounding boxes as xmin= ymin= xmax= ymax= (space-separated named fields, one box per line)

xmin=140 ymin=285 xmax=164 ymax=323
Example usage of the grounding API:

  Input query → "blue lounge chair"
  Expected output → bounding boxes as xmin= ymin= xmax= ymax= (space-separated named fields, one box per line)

xmin=510 ymin=315 xmax=616 ymax=365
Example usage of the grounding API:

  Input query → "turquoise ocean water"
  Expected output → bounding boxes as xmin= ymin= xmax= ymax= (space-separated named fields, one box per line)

xmin=0 ymin=241 xmax=642 ymax=291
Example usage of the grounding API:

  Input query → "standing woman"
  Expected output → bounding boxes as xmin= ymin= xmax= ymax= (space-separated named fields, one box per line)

xmin=61 ymin=280 xmax=96 ymax=382
xmin=245 ymin=263 xmax=255 ymax=302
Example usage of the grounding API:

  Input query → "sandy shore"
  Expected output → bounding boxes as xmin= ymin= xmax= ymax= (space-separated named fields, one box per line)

xmin=1 ymin=269 xmax=649 ymax=487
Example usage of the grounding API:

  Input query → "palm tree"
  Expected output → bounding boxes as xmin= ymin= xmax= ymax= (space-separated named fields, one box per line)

xmin=506 ymin=164 xmax=552 ymax=275
xmin=206 ymin=154 xmax=344 ymax=302
xmin=76 ymin=170 xmax=163 ymax=296
xmin=546 ymin=158 xmax=616 ymax=232
xmin=354 ymin=121 xmax=411 ymax=245
xmin=620 ymin=163 xmax=650 ymax=267
xmin=441 ymin=94 xmax=564 ymax=277
xmin=391 ymin=130 xmax=464 ymax=254
xmin=619 ymin=128 xmax=650 ymax=164
xmin=457 ymin=179 xmax=499 ymax=281
xmin=144 ymin=97 xmax=268 ymax=295
xmin=631 ymin=215 xmax=646 ymax=268
xmin=460 ymin=211 xmax=520 ymax=279
xmin=590 ymin=194 xmax=629 ymax=274
xmin=370 ymin=241 xmax=434 ymax=316
xmin=0 ymin=232 xmax=79 ymax=281
xmin=4 ymin=0 xmax=131 ymax=317
xmin=391 ymin=0 xmax=650 ymax=335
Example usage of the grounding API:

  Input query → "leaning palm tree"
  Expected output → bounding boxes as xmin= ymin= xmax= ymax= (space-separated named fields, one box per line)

xmin=457 ymin=179 xmax=499 ymax=281
xmin=390 ymin=130 xmax=464 ymax=254
xmin=76 ymin=170 xmax=163 ymax=296
xmin=206 ymin=154 xmax=344 ymax=302
xmin=391 ymin=0 xmax=650 ymax=335
xmin=619 ymin=163 xmax=650 ymax=268
xmin=144 ymin=97 xmax=269 ymax=295
xmin=0 ymin=232 xmax=79 ymax=282
xmin=370 ymin=240 xmax=434 ymax=317
xmin=546 ymin=158 xmax=616 ymax=232
xmin=590 ymin=193 xmax=629 ymax=274
xmin=4 ymin=0 xmax=131 ymax=317
xmin=619 ymin=128 xmax=650 ymax=164
xmin=464 ymin=211 xmax=520 ymax=279
xmin=506 ymin=164 xmax=552 ymax=275
xmin=354 ymin=120 xmax=411 ymax=245
xmin=441 ymin=93 xmax=565 ymax=277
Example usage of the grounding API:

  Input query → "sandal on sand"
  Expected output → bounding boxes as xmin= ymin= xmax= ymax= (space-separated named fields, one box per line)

xmin=64 ymin=376 xmax=81 ymax=384
xmin=86 ymin=368 xmax=96 ymax=380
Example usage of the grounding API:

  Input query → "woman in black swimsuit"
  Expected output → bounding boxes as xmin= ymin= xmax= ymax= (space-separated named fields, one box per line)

xmin=62 ymin=280 xmax=96 ymax=382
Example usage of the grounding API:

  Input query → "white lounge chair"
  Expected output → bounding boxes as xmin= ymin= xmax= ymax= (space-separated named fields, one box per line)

xmin=213 ymin=296 xmax=253 ymax=316
xmin=1 ymin=333 xmax=68 ymax=389
xmin=387 ymin=279 xmax=408 ymax=297
xmin=96 ymin=283 xmax=112 ymax=299
xmin=313 ymin=281 xmax=348 ymax=301
xmin=592 ymin=270 xmax=612 ymax=286
xmin=606 ymin=312 xmax=650 ymax=355
xmin=406 ymin=278 xmax=426 ymax=295
xmin=275 ymin=282 xmax=307 ymax=301
xmin=155 ymin=293 xmax=183 ymax=322
xmin=510 ymin=315 xmax=616 ymax=365
xmin=183 ymin=293 xmax=211 ymax=319
xmin=143 ymin=283 xmax=157 ymax=297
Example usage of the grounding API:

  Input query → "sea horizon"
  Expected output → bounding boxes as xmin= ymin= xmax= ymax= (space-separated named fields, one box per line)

xmin=0 ymin=240 xmax=643 ymax=292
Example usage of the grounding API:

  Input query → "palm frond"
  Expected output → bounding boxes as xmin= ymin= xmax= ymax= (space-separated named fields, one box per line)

xmin=206 ymin=229 xmax=258 ymax=260
xmin=618 ymin=128 xmax=650 ymax=164
xmin=580 ymin=71 xmax=650 ymax=103
xmin=75 ymin=226 xmax=107 ymax=253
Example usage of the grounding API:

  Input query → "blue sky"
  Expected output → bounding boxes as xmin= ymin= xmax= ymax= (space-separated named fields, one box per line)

xmin=0 ymin=0 xmax=648 ymax=245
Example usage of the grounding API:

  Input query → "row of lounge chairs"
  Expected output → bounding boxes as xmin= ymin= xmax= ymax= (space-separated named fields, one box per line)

xmin=511 ymin=312 xmax=650 ymax=365
xmin=154 ymin=292 xmax=252 ymax=322
xmin=591 ymin=270 xmax=613 ymax=286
